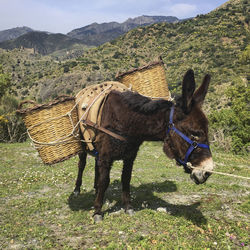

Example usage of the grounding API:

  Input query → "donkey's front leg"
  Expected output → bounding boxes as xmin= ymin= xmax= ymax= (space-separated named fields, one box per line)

xmin=122 ymin=150 xmax=138 ymax=215
xmin=94 ymin=158 xmax=99 ymax=195
xmin=93 ymin=158 xmax=112 ymax=222
xmin=73 ymin=151 xmax=87 ymax=196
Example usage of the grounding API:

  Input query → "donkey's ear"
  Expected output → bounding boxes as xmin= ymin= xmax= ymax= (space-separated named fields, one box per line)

xmin=182 ymin=69 xmax=196 ymax=113
xmin=193 ymin=74 xmax=211 ymax=106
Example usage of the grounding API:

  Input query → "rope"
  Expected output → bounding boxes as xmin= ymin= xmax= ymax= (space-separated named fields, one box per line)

xmin=186 ymin=162 xmax=250 ymax=181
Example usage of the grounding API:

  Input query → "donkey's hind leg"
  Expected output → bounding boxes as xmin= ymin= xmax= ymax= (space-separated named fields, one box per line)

xmin=73 ymin=151 xmax=87 ymax=196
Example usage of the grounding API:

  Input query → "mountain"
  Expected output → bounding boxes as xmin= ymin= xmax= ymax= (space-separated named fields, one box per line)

xmin=0 ymin=31 xmax=87 ymax=55
xmin=0 ymin=26 xmax=33 ymax=42
xmin=67 ymin=15 xmax=179 ymax=46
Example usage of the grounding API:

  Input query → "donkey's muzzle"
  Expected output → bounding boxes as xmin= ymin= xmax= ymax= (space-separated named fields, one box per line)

xmin=190 ymin=158 xmax=214 ymax=184
xmin=190 ymin=171 xmax=211 ymax=184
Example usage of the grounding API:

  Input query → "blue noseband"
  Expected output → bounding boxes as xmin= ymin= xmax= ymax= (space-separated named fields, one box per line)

xmin=166 ymin=105 xmax=210 ymax=170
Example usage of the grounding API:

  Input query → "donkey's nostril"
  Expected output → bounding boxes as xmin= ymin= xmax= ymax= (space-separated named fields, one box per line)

xmin=204 ymin=172 xmax=211 ymax=179
xmin=191 ymin=174 xmax=199 ymax=184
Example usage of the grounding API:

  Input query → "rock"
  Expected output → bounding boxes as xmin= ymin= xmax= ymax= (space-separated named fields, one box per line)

xmin=157 ymin=207 xmax=167 ymax=213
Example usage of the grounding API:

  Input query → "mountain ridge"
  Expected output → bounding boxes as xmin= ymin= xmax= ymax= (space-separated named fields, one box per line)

xmin=0 ymin=26 xmax=33 ymax=42
xmin=67 ymin=15 xmax=180 ymax=46
xmin=0 ymin=15 xmax=180 ymax=46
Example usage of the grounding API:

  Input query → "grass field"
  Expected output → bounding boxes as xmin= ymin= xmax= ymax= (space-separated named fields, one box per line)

xmin=0 ymin=141 xmax=249 ymax=249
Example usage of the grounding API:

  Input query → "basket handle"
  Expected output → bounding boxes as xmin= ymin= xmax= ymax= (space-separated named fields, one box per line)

xmin=18 ymin=100 xmax=37 ymax=110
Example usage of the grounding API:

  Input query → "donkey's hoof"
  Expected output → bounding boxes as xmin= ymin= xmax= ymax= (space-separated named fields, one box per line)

xmin=93 ymin=214 xmax=103 ymax=223
xmin=126 ymin=209 xmax=135 ymax=216
xmin=73 ymin=190 xmax=80 ymax=197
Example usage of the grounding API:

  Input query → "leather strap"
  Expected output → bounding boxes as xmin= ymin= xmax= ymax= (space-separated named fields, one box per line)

xmin=82 ymin=119 xmax=126 ymax=141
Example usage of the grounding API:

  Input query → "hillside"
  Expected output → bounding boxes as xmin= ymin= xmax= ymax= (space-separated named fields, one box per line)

xmin=0 ymin=26 xmax=33 ymax=42
xmin=1 ymin=0 xmax=249 ymax=105
xmin=67 ymin=15 xmax=179 ymax=46
xmin=0 ymin=47 xmax=91 ymax=101
xmin=0 ymin=31 xmax=87 ymax=55
xmin=65 ymin=0 xmax=249 ymax=107
xmin=69 ymin=0 xmax=249 ymax=110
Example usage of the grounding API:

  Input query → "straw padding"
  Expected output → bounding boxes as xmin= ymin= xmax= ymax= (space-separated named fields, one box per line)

xmin=116 ymin=60 xmax=170 ymax=99
xmin=20 ymin=98 xmax=82 ymax=165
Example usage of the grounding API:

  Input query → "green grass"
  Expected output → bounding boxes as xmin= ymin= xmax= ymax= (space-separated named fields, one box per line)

xmin=0 ymin=141 xmax=249 ymax=249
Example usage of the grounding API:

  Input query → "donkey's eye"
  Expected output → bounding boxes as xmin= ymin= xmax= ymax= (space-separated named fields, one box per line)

xmin=191 ymin=134 xmax=200 ymax=141
xmin=190 ymin=129 xmax=206 ymax=140
xmin=190 ymin=131 xmax=202 ymax=140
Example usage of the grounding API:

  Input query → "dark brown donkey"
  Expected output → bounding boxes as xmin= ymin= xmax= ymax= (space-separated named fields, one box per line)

xmin=73 ymin=69 xmax=214 ymax=222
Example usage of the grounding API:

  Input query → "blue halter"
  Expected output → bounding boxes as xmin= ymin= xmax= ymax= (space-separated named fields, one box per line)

xmin=167 ymin=105 xmax=210 ymax=169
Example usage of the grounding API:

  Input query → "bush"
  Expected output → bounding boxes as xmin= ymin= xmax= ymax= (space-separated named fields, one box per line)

xmin=209 ymin=83 xmax=249 ymax=154
xmin=0 ymin=95 xmax=27 ymax=142
xmin=113 ymin=51 xmax=123 ymax=59
xmin=63 ymin=65 xmax=69 ymax=73
xmin=92 ymin=65 xmax=100 ymax=70
xmin=239 ymin=45 xmax=250 ymax=64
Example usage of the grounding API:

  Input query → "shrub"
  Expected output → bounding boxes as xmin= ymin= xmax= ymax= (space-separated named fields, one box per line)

xmin=66 ymin=88 xmax=72 ymax=95
xmin=113 ymin=51 xmax=123 ymax=59
xmin=63 ymin=65 xmax=69 ymax=73
xmin=239 ymin=45 xmax=250 ymax=64
xmin=0 ymin=95 xmax=27 ymax=142
xmin=209 ymin=83 xmax=249 ymax=154
xmin=131 ymin=42 xmax=138 ymax=48
xmin=92 ymin=65 xmax=100 ymax=70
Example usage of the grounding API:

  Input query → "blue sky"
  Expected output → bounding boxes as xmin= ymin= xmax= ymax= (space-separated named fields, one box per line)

xmin=0 ymin=0 xmax=229 ymax=34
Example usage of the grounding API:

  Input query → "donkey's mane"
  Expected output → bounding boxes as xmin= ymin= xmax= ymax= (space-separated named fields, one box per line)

xmin=119 ymin=91 xmax=172 ymax=114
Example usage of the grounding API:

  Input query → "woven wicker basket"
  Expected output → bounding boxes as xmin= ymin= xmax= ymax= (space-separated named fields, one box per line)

xmin=17 ymin=96 xmax=82 ymax=165
xmin=116 ymin=58 xmax=170 ymax=100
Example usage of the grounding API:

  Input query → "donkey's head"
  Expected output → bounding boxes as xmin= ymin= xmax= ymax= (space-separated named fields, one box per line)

xmin=163 ymin=69 xmax=213 ymax=184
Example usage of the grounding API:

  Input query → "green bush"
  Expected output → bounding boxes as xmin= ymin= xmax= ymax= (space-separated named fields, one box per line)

xmin=239 ymin=45 xmax=250 ymax=64
xmin=63 ymin=65 xmax=69 ymax=73
xmin=209 ymin=83 xmax=249 ymax=154
xmin=0 ymin=95 xmax=27 ymax=142
xmin=92 ymin=65 xmax=100 ymax=70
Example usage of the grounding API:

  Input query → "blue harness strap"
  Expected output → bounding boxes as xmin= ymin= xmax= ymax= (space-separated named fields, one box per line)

xmin=167 ymin=105 xmax=209 ymax=168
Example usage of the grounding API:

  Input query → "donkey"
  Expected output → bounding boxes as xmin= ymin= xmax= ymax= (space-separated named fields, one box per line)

xmin=73 ymin=69 xmax=213 ymax=222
